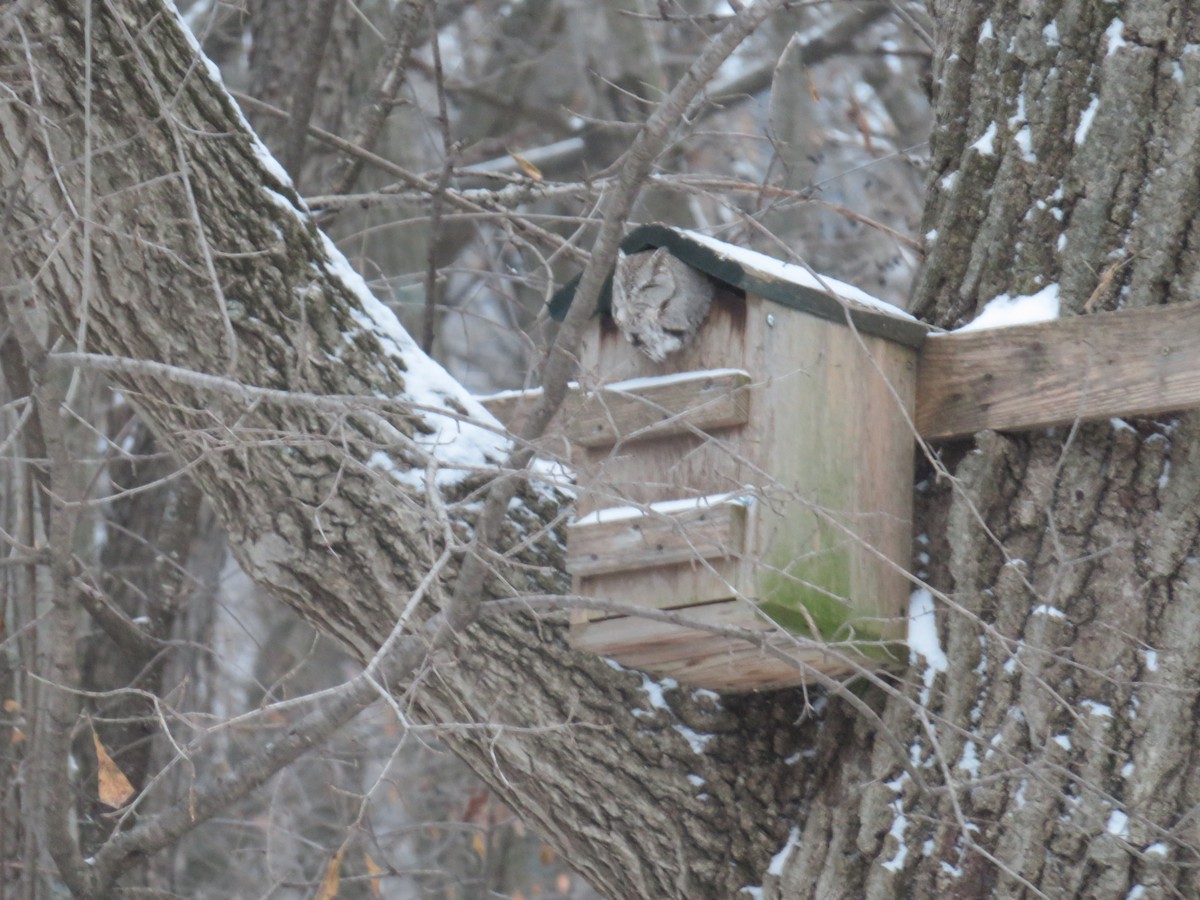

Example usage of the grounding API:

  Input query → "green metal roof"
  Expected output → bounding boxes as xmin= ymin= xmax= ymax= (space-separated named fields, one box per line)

xmin=549 ymin=223 xmax=930 ymax=349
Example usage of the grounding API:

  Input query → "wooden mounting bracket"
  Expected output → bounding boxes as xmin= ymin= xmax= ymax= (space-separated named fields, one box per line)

xmin=915 ymin=300 xmax=1200 ymax=439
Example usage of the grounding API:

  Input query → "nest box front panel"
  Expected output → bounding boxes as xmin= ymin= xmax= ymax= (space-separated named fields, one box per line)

xmin=581 ymin=286 xmax=749 ymax=383
xmin=566 ymin=251 xmax=918 ymax=689
xmin=574 ymin=287 xmax=760 ymax=518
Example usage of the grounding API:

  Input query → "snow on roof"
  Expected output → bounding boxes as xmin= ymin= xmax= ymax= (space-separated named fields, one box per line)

xmin=549 ymin=223 xmax=931 ymax=348
xmin=681 ymin=230 xmax=916 ymax=322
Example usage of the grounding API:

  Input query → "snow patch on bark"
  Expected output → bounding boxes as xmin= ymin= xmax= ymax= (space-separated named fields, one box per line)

xmin=674 ymin=724 xmax=714 ymax=754
xmin=1081 ymin=700 xmax=1113 ymax=718
xmin=767 ymin=825 xmax=801 ymax=875
xmin=908 ymin=589 xmax=947 ymax=687
xmin=971 ymin=122 xmax=998 ymax=156
xmin=1106 ymin=809 xmax=1129 ymax=837
xmin=956 ymin=284 xmax=1060 ymax=332
xmin=171 ymin=2 xmax=296 ymax=192
xmin=1076 ymin=95 xmax=1101 ymax=144
xmin=632 ymin=674 xmax=714 ymax=752
xmin=174 ymin=1 xmax=511 ymax=489
xmin=958 ymin=740 xmax=980 ymax=777
xmin=319 ymin=234 xmax=508 ymax=485
xmin=1105 ymin=19 xmax=1127 ymax=56
xmin=880 ymin=797 xmax=910 ymax=872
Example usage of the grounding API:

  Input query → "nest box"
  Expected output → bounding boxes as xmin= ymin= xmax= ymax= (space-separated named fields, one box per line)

xmin=493 ymin=225 xmax=929 ymax=691
xmin=481 ymin=223 xmax=1200 ymax=689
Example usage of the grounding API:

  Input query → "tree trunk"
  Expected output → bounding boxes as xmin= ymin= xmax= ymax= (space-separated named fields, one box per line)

xmin=839 ymin=3 xmax=1200 ymax=897
xmin=3 ymin=1 xmax=1198 ymax=898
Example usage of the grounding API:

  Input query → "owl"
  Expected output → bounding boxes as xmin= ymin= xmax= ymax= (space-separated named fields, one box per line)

xmin=611 ymin=248 xmax=715 ymax=363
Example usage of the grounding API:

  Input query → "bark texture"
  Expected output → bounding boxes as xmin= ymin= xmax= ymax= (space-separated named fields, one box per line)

xmin=859 ymin=2 xmax=1200 ymax=897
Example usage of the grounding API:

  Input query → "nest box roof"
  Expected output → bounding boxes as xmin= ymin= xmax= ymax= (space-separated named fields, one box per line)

xmin=550 ymin=224 xmax=930 ymax=348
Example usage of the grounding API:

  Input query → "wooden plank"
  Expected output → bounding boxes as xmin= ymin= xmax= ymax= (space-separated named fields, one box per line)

xmin=570 ymin=556 xmax=748 ymax=625
xmin=566 ymin=496 xmax=747 ymax=577
xmin=570 ymin=294 xmax=760 ymax=519
xmin=645 ymin=644 xmax=854 ymax=692
xmin=752 ymin=309 xmax=916 ymax=647
xmin=563 ymin=369 xmax=751 ymax=449
xmin=570 ymin=599 xmax=765 ymax=661
xmin=477 ymin=368 xmax=750 ymax=449
xmin=916 ymin=301 xmax=1200 ymax=439
xmin=572 ymin=430 xmax=752 ymax=518
xmin=569 ymin=599 xmax=891 ymax=691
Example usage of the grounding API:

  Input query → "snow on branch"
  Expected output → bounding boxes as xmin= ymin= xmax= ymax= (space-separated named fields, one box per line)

xmin=316 ymin=235 xmax=509 ymax=486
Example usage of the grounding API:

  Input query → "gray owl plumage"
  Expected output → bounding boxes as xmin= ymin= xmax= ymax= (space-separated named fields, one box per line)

xmin=610 ymin=248 xmax=714 ymax=363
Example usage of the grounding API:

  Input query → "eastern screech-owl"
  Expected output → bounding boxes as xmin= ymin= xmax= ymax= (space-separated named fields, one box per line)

xmin=611 ymin=248 xmax=714 ymax=363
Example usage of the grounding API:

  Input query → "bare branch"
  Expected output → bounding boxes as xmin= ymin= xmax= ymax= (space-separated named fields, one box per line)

xmin=327 ymin=0 xmax=430 ymax=196
xmin=281 ymin=0 xmax=341 ymax=184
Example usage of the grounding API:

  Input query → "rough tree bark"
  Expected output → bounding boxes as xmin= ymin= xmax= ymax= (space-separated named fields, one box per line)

xmin=879 ymin=3 xmax=1200 ymax=897
xmin=3 ymin=1 xmax=1198 ymax=898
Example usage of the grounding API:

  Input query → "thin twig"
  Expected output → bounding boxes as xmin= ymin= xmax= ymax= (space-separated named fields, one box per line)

xmin=229 ymin=90 xmax=588 ymax=263
xmin=421 ymin=0 xmax=453 ymax=355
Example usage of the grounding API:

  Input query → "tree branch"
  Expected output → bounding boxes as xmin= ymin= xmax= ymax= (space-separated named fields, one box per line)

xmin=327 ymin=0 xmax=430 ymax=196
xmin=280 ymin=0 xmax=340 ymax=184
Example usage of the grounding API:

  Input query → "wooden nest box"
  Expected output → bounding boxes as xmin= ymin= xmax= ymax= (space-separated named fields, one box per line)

xmin=486 ymin=224 xmax=1200 ymax=690
xmin=499 ymin=225 xmax=929 ymax=691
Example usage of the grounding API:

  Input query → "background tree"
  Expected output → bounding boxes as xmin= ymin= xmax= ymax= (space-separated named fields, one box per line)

xmin=2 ymin=1 xmax=1191 ymax=898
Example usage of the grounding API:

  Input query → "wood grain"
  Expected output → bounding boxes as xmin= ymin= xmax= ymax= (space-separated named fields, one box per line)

xmin=563 ymin=369 xmax=751 ymax=449
xmin=565 ymin=294 xmax=917 ymax=684
xmin=566 ymin=500 xmax=746 ymax=577
xmin=916 ymin=301 xmax=1200 ymax=438
xmin=570 ymin=557 xmax=749 ymax=625
xmin=570 ymin=599 xmax=883 ymax=691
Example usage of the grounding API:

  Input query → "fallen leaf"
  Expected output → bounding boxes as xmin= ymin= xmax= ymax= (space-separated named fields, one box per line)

xmin=509 ymin=151 xmax=543 ymax=182
xmin=462 ymin=787 xmax=489 ymax=823
xmin=364 ymin=851 xmax=383 ymax=899
xmin=92 ymin=730 xmax=134 ymax=808
xmin=315 ymin=846 xmax=346 ymax=900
